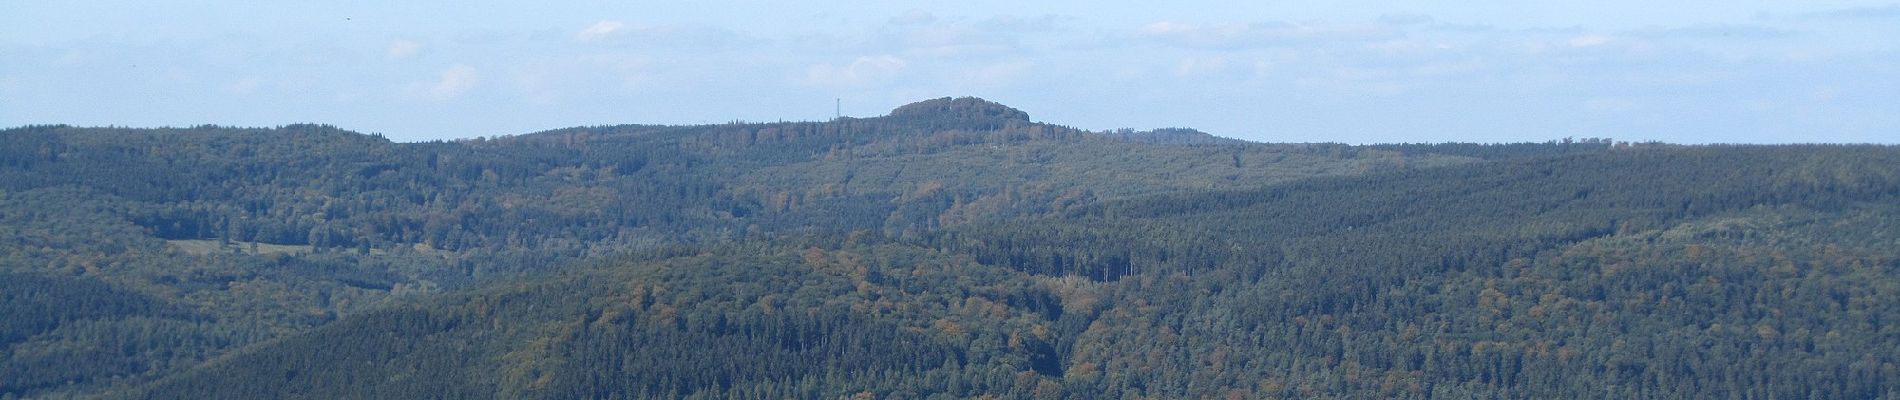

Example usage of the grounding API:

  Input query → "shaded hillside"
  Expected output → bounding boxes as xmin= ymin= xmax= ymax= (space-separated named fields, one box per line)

xmin=926 ymin=145 xmax=1900 ymax=398
xmin=0 ymin=98 xmax=1480 ymax=398
xmin=135 ymin=243 xmax=1077 ymax=399
xmin=130 ymin=145 xmax=1900 ymax=398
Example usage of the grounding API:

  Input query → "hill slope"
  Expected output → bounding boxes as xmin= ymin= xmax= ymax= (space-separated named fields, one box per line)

xmin=0 ymin=98 xmax=1489 ymax=398
xmin=129 ymin=145 xmax=1900 ymax=399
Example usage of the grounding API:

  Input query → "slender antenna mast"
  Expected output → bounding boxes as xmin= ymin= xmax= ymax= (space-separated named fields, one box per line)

xmin=835 ymin=98 xmax=841 ymax=120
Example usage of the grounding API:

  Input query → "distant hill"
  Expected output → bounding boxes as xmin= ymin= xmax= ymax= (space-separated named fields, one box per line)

xmin=1099 ymin=127 xmax=1249 ymax=145
xmin=885 ymin=96 xmax=1032 ymax=130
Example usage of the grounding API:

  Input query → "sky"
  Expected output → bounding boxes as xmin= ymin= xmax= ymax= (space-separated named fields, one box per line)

xmin=3 ymin=1 xmax=1898 ymax=144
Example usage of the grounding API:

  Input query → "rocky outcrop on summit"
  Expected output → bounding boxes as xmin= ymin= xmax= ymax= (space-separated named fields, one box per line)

xmin=882 ymin=97 xmax=1031 ymax=130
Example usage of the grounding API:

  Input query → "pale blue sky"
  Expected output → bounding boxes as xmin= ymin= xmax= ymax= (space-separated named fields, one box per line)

xmin=4 ymin=1 xmax=1897 ymax=143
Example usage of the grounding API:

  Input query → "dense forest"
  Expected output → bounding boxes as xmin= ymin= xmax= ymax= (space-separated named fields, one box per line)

xmin=3 ymin=98 xmax=1896 ymax=398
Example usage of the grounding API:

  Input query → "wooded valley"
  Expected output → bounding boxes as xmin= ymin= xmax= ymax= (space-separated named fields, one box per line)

xmin=3 ymin=98 xmax=1896 ymax=399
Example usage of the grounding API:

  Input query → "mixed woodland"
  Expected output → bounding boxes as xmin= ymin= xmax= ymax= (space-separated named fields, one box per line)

xmin=1 ymin=98 xmax=1896 ymax=399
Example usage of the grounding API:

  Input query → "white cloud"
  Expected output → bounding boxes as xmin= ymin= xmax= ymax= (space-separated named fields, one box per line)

xmin=804 ymin=55 xmax=907 ymax=86
xmin=386 ymin=39 xmax=422 ymax=59
xmin=1138 ymin=20 xmax=1399 ymax=49
xmin=571 ymin=21 xmax=753 ymax=49
xmin=576 ymin=20 xmax=626 ymax=42
xmin=421 ymin=64 xmax=479 ymax=100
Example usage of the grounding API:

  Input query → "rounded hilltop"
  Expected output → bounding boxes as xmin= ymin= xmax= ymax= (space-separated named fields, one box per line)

xmin=886 ymin=97 xmax=1030 ymax=123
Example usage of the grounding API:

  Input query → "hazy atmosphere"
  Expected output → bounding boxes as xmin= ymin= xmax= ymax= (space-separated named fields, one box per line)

xmin=5 ymin=1 xmax=1897 ymax=143
xmin=10 ymin=4 xmax=1900 ymax=399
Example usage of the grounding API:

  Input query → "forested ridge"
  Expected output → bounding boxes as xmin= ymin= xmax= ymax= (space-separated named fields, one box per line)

xmin=3 ymin=98 xmax=1896 ymax=398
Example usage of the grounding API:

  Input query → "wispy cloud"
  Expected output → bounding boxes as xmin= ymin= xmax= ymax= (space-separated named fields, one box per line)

xmin=878 ymin=15 xmax=1060 ymax=58
xmin=959 ymin=61 xmax=1034 ymax=86
xmin=1798 ymin=5 xmax=1900 ymax=21
xmin=795 ymin=13 xmax=1069 ymax=60
xmin=804 ymin=55 xmax=906 ymax=87
xmin=573 ymin=20 xmax=754 ymax=49
xmin=386 ymin=39 xmax=422 ymax=59
xmin=224 ymin=76 xmax=263 ymax=95
xmin=576 ymin=21 xmax=626 ymax=42
xmin=7 ymin=5 xmax=1896 ymax=144
xmin=416 ymin=64 xmax=478 ymax=100
xmin=1377 ymin=13 xmax=1435 ymax=26
xmin=1138 ymin=20 xmax=1400 ymax=50
xmin=1629 ymin=24 xmax=1797 ymax=40
xmin=889 ymin=9 xmax=937 ymax=26
xmin=1567 ymin=34 xmax=1612 ymax=48
xmin=1167 ymin=55 xmax=1274 ymax=82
